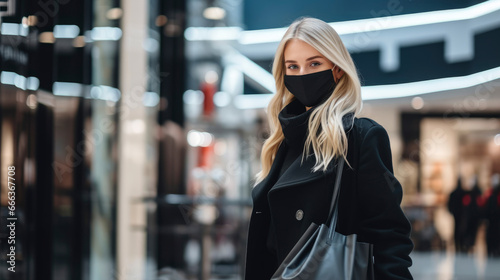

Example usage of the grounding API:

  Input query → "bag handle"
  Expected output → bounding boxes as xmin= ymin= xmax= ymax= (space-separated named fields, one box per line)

xmin=326 ymin=156 xmax=345 ymax=240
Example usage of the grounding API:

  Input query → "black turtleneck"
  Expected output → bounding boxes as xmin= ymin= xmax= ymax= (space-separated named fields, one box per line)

xmin=266 ymin=98 xmax=314 ymax=259
xmin=277 ymin=99 xmax=315 ymax=177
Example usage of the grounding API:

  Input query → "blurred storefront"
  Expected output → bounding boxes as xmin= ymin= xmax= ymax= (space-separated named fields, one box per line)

xmin=1 ymin=0 xmax=500 ymax=280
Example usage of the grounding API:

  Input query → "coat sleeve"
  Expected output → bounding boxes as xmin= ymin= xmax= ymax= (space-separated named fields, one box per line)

xmin=356 ymin=124 xmax=414 ymax=280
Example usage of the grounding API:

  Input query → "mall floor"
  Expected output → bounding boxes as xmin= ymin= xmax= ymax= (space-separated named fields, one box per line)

xmin=409 ymin=252 xmax=500 ymax=280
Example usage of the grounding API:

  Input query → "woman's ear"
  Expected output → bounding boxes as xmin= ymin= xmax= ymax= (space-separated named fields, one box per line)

xmin=333 ymin=67 xmax=345 ymax=83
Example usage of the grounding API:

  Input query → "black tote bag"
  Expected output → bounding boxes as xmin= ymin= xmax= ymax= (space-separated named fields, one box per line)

xmin=271 ymin=157 xmax=375 ymax=280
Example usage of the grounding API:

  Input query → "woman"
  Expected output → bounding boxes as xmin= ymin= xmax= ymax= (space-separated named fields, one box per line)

xmin=244 ymin=17 xmax=413 ymax=279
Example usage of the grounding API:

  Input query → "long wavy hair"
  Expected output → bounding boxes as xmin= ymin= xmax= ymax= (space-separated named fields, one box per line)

xmin=253 ymin=16 xmax=363 ymax=186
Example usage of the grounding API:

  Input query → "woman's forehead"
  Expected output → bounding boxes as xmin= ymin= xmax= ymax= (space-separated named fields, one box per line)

xmin=284 ymin=39 xmax=324 ymax=61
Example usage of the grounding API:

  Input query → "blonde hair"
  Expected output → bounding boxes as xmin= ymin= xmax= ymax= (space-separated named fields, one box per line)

xmin=253 ymin=16 xmax=363 ymax=186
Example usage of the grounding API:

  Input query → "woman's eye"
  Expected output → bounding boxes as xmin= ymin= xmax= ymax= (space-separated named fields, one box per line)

xmin=311 ymin=62 xmax=322 ymax=67
xmin=287 ymin=64 xmax=298 ymax=70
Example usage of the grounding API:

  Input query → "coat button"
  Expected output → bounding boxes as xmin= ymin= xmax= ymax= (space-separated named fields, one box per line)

xmin=295 ymin=209 xmax=304 ymax=221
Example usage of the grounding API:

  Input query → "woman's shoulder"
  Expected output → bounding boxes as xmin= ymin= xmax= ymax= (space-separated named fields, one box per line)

xmin=352 ymin=116 xmax=388 ymax=137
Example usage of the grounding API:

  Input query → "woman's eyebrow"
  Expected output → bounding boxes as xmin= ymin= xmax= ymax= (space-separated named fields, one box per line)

xmin=305 ymin=55 xmax=324 ymax=61
xmin=285 ymin=55 xmax=324 ymax=63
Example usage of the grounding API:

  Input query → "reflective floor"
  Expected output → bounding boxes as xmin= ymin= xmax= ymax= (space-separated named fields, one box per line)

xmin=410 ymin=252 xmax=500 ymax=280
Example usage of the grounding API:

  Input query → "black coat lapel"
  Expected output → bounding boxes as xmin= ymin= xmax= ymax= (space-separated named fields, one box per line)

xmin=251 ymin=141 xmax=287 ymax=206
xmin=269 ymin=147 xmax=326 ymax=193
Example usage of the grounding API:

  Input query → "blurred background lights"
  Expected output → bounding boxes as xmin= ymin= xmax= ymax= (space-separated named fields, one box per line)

xmin=143 ymin=91 xmax=160 ymax=107
xmin=156 ymin=15 xmax=168 ymax=27
xmin=73 ymin=36 xmax=86 ymax=48
xmin=213 ymin=91 xmax=231 ymax=107
xmin=204 ymin=70 xmax=219 ymax=84
xmin=214 ymin=141 xmax=227 ymax=156
xmin=203 ymin=7 xmax=226 ymax=20
xmin=411 ymin=96 xmax=424 ymax=110
xmin=26 ymin=94 xmax=37 ymax=109
xmin=187 ymin=130 xmax=214 ymax=147
xmin=27 ymin=15 xmax=38 ymax=26
xmin=106 ymin=8 xmax=123 ymax=20
xmin=125 ymin=119 xmax=145 ymax=134
xmin=27 ymin=77 xmax=40 ymax=91
xmin=39 ymin=32 xmax=55 ymax=43
xmin=143 ymin=37 xmax=159 ymax=52
xmin=495 ymin=134 xmax=500 ymax=146
xmin=183 ymin=89 xmax=205 ymax=105
xmin=21 ymin=17 xmax=28 ymax=28
xmin=54 ymin=25 xmax=80 ymax=38
xmin=91 ymin=27 xmax=122 ymax=41
xmin=14 ymin=74 xmax=26 ymax=90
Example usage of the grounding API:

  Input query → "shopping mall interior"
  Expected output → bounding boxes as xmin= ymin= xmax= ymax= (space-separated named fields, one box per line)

xmin=1 ymin=0 xmax=500 ymax=279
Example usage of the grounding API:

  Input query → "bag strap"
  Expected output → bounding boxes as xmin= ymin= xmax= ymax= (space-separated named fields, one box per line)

xmin=325 ymin=113 xmax=353 ymax=238
xmin=326 ymin=156 xmax=345 ymax=239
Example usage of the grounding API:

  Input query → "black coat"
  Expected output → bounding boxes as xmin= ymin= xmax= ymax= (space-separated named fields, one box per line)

xmin=244 ymin=117 xmax=413 ymax=280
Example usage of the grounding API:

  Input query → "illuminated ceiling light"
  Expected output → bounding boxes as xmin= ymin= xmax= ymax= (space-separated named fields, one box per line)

xmin=39 ymin=32 xmax=55 ymax=43
xmin=0 ymin=72 xmax=31 ymax=90
xmin=53 ymin=82 xmax=83 ymax=97
xmin=90 ymin=85 xmax=121 ymax=102
xmin=362 ymin=65 xmax=500 ymax=100
xmin=156 ymin=15 xmax=168 ymax=27
xmin=14 ymin=74 xmax=26 ymax=90
xmin=73 ymin=35 xmax=86 ymax=48
xmin=1 ymin=71 xmax=17 ymax=85
xmin=187 ymin=0 xmax=500 ymax=44
xmin=91 ymin=27 xmax=122 ymax=41
xmin=1 ymin=23 xmax=20 ymax=36
xmin=54 ymin=25 xmax=80 ymax=38
xmin=203 ymin=7 xmax=226 ymax=20
xmin=27 ymin=77 xmax=40 ymax=91
xmin=27 ymin=15 xmax=38 ymax=26
xmin=234 ymin=94 xmax=273 ymax=110
xmin=106 ymin=8 xmax=123 ymax=20
xmin=411 ymin=97 xmax=424 ymax=110
xmin=229 ymin=51 xmax=276 ymax=92
xmin=184 ymin=26 xmax=241 ymax=41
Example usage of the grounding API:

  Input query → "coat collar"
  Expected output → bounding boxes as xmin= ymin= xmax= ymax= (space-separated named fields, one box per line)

xmin=252 ymin=112 xmax=355 ymax=203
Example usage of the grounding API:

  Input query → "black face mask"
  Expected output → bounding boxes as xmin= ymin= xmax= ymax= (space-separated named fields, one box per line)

xmin=284 ymin=67 xmax=337 ymax=107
